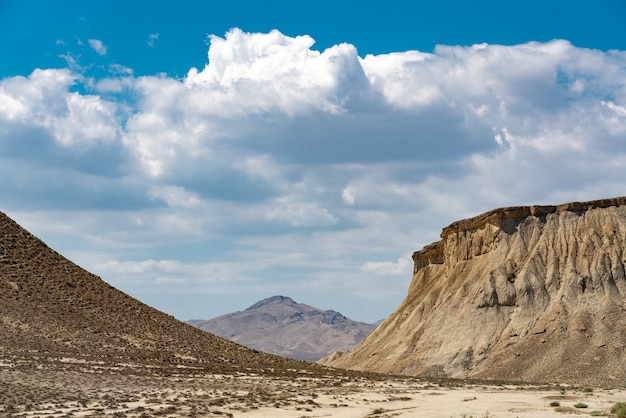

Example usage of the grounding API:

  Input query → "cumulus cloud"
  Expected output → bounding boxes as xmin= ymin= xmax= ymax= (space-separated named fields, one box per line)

xmin=184 ymin=28 xmax=368 ymax=116
xmin=0 ymin=69 xmax=120 ymax=151
xmin=2 ymin=29 xmax=626 ymax=321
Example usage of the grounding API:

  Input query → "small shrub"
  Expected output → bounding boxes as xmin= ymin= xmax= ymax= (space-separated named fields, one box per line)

xmin=550 ymin=401 xmax=561 ymax=407
xmin=554 ymin=406 xmax=576 ymax=413
xmin=589 ymin=411 xmax=607 ymax=416
xmin=573 ymin=402 xmax=588 ymax=408
xmin=611 ymin=402 xmax=626 ymax=418
xmin=584 ymin=387 xmax=594 ymax=393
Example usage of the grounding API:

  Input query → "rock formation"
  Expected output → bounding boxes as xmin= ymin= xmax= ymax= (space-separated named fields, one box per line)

xmin=188 ymin=295 xmax=377 ymax=361
xmin=320 ymin=197 xmax=626 ymax=385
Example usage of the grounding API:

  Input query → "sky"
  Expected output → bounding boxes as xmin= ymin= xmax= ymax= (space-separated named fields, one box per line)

xmin=1 ymin=1 xmax=626 ymax=323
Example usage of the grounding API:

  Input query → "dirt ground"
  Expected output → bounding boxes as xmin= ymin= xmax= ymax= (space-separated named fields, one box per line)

xmin=1 ymin=356 xmax=625 ymax=418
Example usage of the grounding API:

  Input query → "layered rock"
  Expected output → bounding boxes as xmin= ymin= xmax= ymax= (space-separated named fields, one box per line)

xmin=321 ymin=197 xmax=626 ymax=385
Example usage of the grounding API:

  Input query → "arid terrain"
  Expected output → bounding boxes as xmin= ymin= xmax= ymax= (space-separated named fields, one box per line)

xmin=2 ymin=359 xmax=626 ymax=417
xmin=2 ymin=201 xmax=626 ymax=417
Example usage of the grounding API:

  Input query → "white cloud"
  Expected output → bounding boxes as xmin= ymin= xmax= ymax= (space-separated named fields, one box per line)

xmin=109 ymin=63 xmax=134 ymax=75
xmin=147 ymin=33 xmax=159 ymax=48
xmin=148 ymin=185 xmax=202 ymax=208
xmin=88 ymin=39 xmax=107 ymax=55
xmin=603 ymin=101 xmax=626 ymax=135
xmin=98 ymin=259 xmax=227 ymax=282
xmin=52 ymin=93 xmax=119 ymax=146
xmin=0 ymin=69 xmax=120 ymax=149
xmin=342 ymin=186 xmax=356 ymax=205
xmin=184 ymin=28 xmax=367 ymax=116
xmin=265 ymin=199 xmax=338 ymax=227
xmin=2 ymin=29 xmax=626 ymax=321
xmin=361 ymin=257 xmax=412 ymax=276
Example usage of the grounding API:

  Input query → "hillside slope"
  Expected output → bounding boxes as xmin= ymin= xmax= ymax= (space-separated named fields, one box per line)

xmin=0 ymin=210 xmax=324 ymax=375
xmin=188 ymin=295 xmax=377 ymax=361
xmin=321 ymin=197 xmax=626 ymax=385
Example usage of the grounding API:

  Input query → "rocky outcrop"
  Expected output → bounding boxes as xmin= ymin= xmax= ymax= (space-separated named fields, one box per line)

xmin=188 ymin=296 xmax=377 ymax=361
xmin=320 ymin=197 xmax=626 ymax=385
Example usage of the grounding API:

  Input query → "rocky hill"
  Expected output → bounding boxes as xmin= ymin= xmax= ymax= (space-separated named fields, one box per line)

xmin=0 ymin=210 xmax=331 ymax=376
xmin=188 ymin=295 xmax=378 ymax=361
xmin=320 ymin=197 xmax=626 ymax=385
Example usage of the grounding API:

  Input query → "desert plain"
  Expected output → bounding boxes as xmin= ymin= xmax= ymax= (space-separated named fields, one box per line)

xmin=1 ymin=355 xmax=625 ymax=418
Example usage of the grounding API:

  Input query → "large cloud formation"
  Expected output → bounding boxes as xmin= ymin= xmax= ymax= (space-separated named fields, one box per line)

xmin=1 ymin=29 xmax=625 ymax=321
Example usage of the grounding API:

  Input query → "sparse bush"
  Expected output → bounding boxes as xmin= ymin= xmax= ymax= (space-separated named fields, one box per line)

xmin=589 ymin=411 xmax=607 ymax=416
xmin=611 ymin=402 xmax=626 ymax=418
xmin=554 ymin=406 xmax=576 ymax=413
xmin=573 ymin=402 xmax=588 ymax=408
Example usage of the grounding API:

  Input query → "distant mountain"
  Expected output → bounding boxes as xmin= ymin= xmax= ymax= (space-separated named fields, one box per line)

xmin=187 ymin=296 xmax=379 ymax=361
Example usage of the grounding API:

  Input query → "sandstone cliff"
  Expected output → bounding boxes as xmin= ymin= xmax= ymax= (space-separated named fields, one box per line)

xmin=320 ymin=197 xmax=626 ymax=385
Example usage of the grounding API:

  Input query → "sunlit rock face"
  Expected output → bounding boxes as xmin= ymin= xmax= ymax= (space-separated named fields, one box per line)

xmin=320 ymin=197 xmax=626 ymax=385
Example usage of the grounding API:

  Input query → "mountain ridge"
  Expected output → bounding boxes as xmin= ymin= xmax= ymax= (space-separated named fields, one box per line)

xmin=188 ymin=295 xmax=378 ymax=361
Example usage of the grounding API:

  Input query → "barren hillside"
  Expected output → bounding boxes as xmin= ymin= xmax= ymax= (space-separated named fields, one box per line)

xmin=321 ymin=197 xmax=626 ymax=385
xmin=0 ymin=210 xmax=328 ymax=376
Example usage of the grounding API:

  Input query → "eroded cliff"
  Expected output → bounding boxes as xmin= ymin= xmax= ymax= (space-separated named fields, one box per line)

xmin=321 ymin=197 xmax=626 ymax=385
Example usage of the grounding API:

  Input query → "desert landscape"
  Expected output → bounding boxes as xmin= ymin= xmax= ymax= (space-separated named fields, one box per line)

xmin=2 ymin=359 xmax=626 ymax=417
xmin=3 ymin=199 xmax=626 ymax=417
xmin=3 ymin=3 xmax=626 ymax=415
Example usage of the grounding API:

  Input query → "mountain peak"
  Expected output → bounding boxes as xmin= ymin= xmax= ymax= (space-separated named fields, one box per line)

xmin=189 ymin=296 xmax=377 ymax=361
xmin=246 ymin=295 xmax=296 ymax=310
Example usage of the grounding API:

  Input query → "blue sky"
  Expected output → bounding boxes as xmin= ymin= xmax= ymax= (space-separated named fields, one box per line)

xmin=1 ymin=1 xmax=626 ymax=323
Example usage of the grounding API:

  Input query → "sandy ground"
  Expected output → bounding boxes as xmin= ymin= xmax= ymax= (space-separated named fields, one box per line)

xmin=0 ymin=357 xmax=624 ymax=417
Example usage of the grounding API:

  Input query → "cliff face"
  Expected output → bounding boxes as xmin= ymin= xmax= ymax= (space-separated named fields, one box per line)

xmin=320 ymin=197 xmax=626 ymax=385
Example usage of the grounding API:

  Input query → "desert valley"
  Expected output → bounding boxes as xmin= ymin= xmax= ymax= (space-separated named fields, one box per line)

xmin=3 ymin=197 xmax=626 ymax=417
